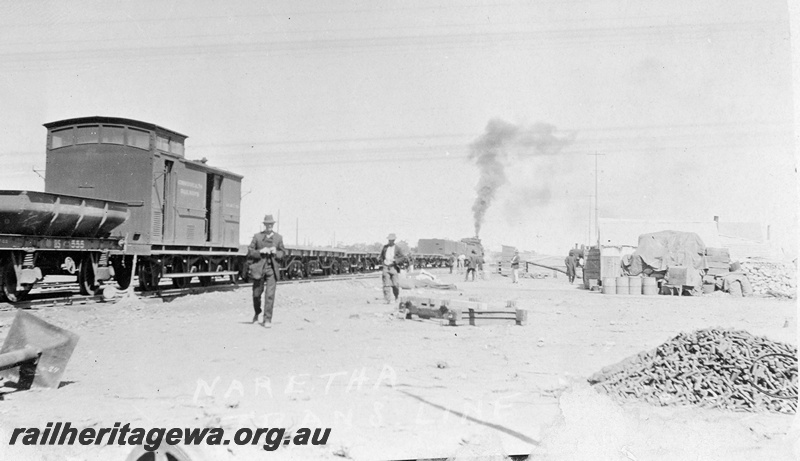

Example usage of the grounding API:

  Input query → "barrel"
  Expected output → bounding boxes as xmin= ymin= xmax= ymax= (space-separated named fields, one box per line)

xmin=601 ymin=277 xmax=616 ymax=294
xmin=642 ymin=277 xmax=658 ymax=295
xmin=628 ymin=276 xmax=643 ymax=295
xmin=615 ymin=276 xmax=630 ymax=295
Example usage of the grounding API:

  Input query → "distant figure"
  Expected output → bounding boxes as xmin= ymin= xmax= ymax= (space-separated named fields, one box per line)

xmin=247 ymin=214 xmax=286 ymax=327
xmin=477 ymin=253 xmax=486 ymax=280
xmin=457 ymin=254 xmax=466 ymax=273
xmin=465 ymin=251 xmax=478 ymax=282
xmin=565 ymin=252 xmax=577 ymax=284
xmin=450 ymin=253 xmax=457 ymax=274
xmin=379 ymin=233 xmax=406 ymax=304
xmin=511 ymin=250 xmax=521 ymax=284
xmin=570 ymin=243 xmax=584 ymax=269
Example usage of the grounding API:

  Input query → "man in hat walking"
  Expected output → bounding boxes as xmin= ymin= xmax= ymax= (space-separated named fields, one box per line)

xmin=379 ymin=233 xmax=406 ymax=304
xmin=247 ymin=215 xmax=286 ymax=326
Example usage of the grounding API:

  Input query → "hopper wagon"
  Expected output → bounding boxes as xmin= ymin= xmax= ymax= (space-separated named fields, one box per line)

xmin=0 ymin=190 xmax=128 ymax=301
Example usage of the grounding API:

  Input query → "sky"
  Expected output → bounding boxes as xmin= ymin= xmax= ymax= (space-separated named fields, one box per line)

xmin=0 ymin=0 xmax=796 ymax=256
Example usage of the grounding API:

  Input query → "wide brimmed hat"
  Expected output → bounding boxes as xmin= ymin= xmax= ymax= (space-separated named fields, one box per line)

xmin=387 ymin=233 xmax=397 ymax=240
xmin=263 ymin=214 xmax=276 ymax=224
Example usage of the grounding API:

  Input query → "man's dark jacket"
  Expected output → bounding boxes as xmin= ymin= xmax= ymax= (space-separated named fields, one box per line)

xmin=247 ymin=231 xmax=286 ymax=280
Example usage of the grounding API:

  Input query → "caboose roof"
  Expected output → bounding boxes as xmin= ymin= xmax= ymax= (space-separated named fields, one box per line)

xmin=44 ymin=116 xmax=188 ymax=141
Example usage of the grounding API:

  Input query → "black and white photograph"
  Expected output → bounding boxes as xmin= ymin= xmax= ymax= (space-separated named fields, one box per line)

xmin=0 ymin=1 xmax=797 ymax=460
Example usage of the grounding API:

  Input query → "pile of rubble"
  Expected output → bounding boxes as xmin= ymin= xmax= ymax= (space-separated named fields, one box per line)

xmin=740 ymin=260 xmax=796 ymax=298
xmin=588 ymin=328 xmax=797 ymax=414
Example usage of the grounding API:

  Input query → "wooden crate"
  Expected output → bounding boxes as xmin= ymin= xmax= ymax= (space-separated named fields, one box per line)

xmin=705 ymin=247 xmax=730 ymax=261
xmin=706 ymin=261 xmax=731 ymax=269
xmin=706 ymin=267 xmax=729 ymax=276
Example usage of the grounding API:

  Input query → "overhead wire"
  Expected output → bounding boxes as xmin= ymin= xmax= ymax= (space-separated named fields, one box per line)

xmin=0 ymin=19 xmax=779 ymax=72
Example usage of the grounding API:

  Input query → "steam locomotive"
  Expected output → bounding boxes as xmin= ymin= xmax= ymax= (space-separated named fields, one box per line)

xmin=414 ymin=237 xmax=484 ymax=267
xmin=0 ymin=116 xmax=382 ymax=302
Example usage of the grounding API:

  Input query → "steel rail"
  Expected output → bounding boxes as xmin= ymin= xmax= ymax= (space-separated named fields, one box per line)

xmin=0 ymin=273 xmax=381 ymax=310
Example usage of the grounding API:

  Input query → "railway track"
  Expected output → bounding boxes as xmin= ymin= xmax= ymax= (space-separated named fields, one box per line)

xmin=0 ymin=272 xmax=381 ymax=311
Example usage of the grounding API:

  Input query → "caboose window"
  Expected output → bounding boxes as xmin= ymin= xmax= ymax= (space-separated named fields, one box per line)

xmin=156 ymin=136 xmax=169 ymax=152
xmin=101 ymin=126 xmax=125 ymax=145
xmin=128 ymin=128 xmax=151 ymax=150
xmin=169 ymin=140 xmax=184 ymax=156
xmin=75 ymin=125 xmax=100 ymax=144
xmin=51 ymin=128 xmax=73 ymax=149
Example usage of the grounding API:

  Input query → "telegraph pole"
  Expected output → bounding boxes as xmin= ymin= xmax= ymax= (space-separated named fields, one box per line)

xmin=587 ymin=152 xmax=605 ymax=246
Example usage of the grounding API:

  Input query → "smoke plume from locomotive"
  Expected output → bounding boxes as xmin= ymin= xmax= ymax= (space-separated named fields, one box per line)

xmin=468 ymin=119 xmax=574 ymax=236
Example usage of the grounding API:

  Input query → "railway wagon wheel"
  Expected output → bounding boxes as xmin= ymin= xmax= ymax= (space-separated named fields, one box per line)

xmin=285 ymin=261 xmax=303 ymax=280
xmin=112 ymin=255 xmax=134 ymax=290
xmin=198 ymin=263 xmax=213 ymax=287
xmin=172 ymin=258 xmax=190 ymax=289
xmin=305 ymin=261 xmax=315 ymax=278
xmin=224 ymin=263 xmax=238 ymax=286
xmin=78 ymin=255 xmax=100 ymax=296
xmin=138 ymin=260 xmax=161 ymax=291
xmin=0 ymin=260 xmax=30 ymax=303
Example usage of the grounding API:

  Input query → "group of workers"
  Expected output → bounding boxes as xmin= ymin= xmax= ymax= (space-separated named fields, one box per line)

xmin=448 ymin=252 xmax=486 ymax=280
xmin=245 ymin=214 xmax=585 ymax=326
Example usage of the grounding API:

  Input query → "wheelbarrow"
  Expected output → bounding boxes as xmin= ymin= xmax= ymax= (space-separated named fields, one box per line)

xmin=0 ymin=310 xmax=79 ymax=390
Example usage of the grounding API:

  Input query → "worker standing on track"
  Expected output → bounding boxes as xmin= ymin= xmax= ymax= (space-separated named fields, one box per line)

xmin=511 ymin=249 xmax=521 ymax=284
xmin=379 ymin=233 xmax=406 ymax=304
xmin=247 ymin=214 xmax=286 ymax=327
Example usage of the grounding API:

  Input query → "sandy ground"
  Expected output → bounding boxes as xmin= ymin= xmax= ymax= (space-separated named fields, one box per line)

xmin=0 ymin=269 xmax=797 ymax=461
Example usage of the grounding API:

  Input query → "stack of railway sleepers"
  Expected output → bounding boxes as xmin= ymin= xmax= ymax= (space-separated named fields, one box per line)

xmin=705 ymin=247 xmax=731 ymax=275
xmin=704 ymin=247 xmax=731 ymax=293
xmin=398 ymin=296 xmax=527 ymax=326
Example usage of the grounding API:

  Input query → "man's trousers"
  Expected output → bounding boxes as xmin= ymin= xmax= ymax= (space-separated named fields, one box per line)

xmin=252 ymin=272 xmax=277 ymax=322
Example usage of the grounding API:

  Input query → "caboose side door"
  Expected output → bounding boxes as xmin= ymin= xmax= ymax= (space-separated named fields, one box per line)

xmin=152 ymin=158 xmax=176 ymax=244
xmin=206 ymin=174 xmax=222 ymax=244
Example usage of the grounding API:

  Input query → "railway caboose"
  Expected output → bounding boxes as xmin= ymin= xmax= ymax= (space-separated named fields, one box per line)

xmin=43 ymin=116 xmax=243 ymax=290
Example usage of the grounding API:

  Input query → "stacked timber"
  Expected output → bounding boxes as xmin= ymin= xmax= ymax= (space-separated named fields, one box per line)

xmin=740 ymin=261 xmax=797 ymax=298
xmin=703 ymin=247 xmax=731 ymax=294
xmin=705 ymin=247 xmax=731 ymax=276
